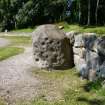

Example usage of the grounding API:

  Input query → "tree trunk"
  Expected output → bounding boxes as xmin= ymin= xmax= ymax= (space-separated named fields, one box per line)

xmin=87 ymin=0 xmax=91 ymax=25
xmin=78 ymin=0 xmax=81 ymax=23
xmin=95 ymin=0 xmax=99 ymax=25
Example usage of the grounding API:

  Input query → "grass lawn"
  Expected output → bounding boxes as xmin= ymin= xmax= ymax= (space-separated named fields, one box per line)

xmin=10 ymin=22 xmax=105 ymax=35
xmin=57 ymin=22 xmax=105 ymax=35
xmin=16 ymin=69 xmax=105 ymax=105
xmin=0 ymin=36 xmax=30 ymax=61
xmin=11 ymin=28 xmax=35 ymax=33
xmin=0 ymin=99 xmax=5 ymax=105
xmin=1 ymin=36 xmax=32 ymax=46
xmin=0 ymin=47 xmax=24 ymax=61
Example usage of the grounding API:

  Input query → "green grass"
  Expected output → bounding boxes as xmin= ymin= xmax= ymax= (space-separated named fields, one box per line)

xmin=65 ymin=25 xmax=105 ymax=35
xmin=0 ymin=47 xmax=24 ymax=61
xmin=0 ymin=99 xmax=5 ymax=105
xmin=17 ymin=68 xmax=105 ymax=105
xmin=11 ymin=28 xmax=34 ymax=33
xmin=11 ymin=23 xmax=105 ymax=35
xmin=1 ymin=36 xmax=32 ymax=46
xmin=8 ymin=22 xmax=105 ymax=35
xmin=56 ymin=22 xmax=105 ymax=35
xmin=0 ymin=36 xmax=30 ymax=61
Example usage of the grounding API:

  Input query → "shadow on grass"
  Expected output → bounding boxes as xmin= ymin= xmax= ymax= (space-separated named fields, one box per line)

xmin=83 ymin=80 xmax=103 ymax=92
xmin=77 ymin=97 xmax=105 ymax=105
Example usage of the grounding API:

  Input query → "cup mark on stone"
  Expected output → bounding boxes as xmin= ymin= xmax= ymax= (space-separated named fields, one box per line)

xmin=41 ymin=42 xmax=45 ymax=45
xmin=45 ymin=37 xmax=48 ymax=41
xmin=35 ymin=58 xmax=39 ymax=62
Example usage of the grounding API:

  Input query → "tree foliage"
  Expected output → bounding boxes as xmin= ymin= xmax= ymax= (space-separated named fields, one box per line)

xmin=0 ymin=0 xmax=105 ymax=31
xmin=0 ymin=0 xmax=66 ymax=31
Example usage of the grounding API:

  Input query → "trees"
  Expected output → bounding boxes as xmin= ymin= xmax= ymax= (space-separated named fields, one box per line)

xmin=0 ymin=0 xmax=105 ymax=31
xmin=87 ymin=0 xmax=90 ymax=25
xmin=95 ymin=0 xmax=100 ymax=25
xmin=74 ymin=0 xmax=105 ymax=25
xmin=0 ymin=0 xmax=66 ymax=30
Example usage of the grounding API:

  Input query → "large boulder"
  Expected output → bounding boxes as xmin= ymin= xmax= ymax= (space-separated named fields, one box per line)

xmin=32 ymin=25 xmax=74 ymax=69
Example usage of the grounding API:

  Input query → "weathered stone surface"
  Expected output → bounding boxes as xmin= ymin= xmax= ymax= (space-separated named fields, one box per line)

xmin=74 ymin=55 xmax=87 ymax=71
xmin=74 ymin=34 xmax=84 ymax=47
xmin=32 ymin=25 xmax=74 ymax=69
xmin=98 ymin=61 xmax=105 ymax=78
xmin=66 ymin=31 xmax=79 ymax=45
xmin=96 ymin=36 xmax=105 ymax=56
xmin=74 ymin=34 xmax=97 ymax=49
xmin=73 ymin=47 xmax=86 ymax=58
xmin=83 ymin=34 xmax=97 ymax=50
xmin=73 ymin=33 xmax=104 ymax=81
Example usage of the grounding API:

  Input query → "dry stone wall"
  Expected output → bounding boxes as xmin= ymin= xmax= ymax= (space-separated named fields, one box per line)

xmin=72 ymin=33 xmax=105 ymax=81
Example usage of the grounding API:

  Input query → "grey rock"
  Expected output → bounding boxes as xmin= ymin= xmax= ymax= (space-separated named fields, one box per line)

xmin=74 ymin=34 xmax=97 ymax=50
xmin=74 ymin=34 xmax=84 ymax=47
xmin=74 ymin=54 xmax=86 ymax=71
xmin=66 ymin=31 xmax=79 ymax=45
xmin=73 ymin=47 xmax=86 ymax=58
xmin=32 ymin=24 xmax=74 ymax=69
xmin=85 ymin=50 xmax=100 ymax=81
xmin=73 ymin=33 xmax=105 ymax=81
xmin=83 ymin=34 xmax=97 ymax=50
xmin=98 ymin=61 xmax=105 ymax=78
xmin=96 ymin=36 xmax=105 ymax=56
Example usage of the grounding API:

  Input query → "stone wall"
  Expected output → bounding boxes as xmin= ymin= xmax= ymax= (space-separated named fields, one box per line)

xmin=70 ymin=33 xmax=105 ymax=81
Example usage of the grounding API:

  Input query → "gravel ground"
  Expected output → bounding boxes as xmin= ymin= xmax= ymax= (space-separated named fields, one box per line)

xmin=0 ymin=32 xmax=32 ymax=37
xmin=0 ymin=46 xmax=42 ymax=105
xmin=0 ymin=38 xmax=10 ymax=48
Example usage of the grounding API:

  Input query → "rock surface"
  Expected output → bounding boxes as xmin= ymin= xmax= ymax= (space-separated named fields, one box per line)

xmin=32 ymin=25 xmax=74 ymax=69
xmin=73 ymin=33 xmax=105 ymax=81
xmin=66 ymin=31 xmax=79 ymax=45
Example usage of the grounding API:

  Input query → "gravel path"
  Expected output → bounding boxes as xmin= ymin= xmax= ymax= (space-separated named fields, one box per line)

xmin=0 ymin=38 xmax=10 ymax=48
xmin=0 ymin=46 xmax=41 ymax=104
xmin=0 ymin=32 xmax=32 ymax=37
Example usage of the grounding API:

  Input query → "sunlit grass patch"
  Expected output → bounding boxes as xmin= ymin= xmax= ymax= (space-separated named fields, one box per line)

xmin=11 ymin=28 xmax=34 ymax=33
xmin=0 ymin=47 xmax=24 ymax=61
xmin=56 ymin=22 xmax=105 ymax=35
xmin=1 ymin=36 xmax=32 ymax=46
xmin=0 ymin=99 xmax=5 ymax=105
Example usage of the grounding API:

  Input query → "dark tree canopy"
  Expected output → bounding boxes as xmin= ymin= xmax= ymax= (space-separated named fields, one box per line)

xmin=0 ymin=0 xmax=105 ymax=31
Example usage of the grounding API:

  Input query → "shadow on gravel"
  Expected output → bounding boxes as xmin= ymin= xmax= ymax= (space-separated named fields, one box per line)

xmin=77 ymin=97 xmax=105 ymax=105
